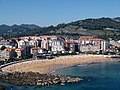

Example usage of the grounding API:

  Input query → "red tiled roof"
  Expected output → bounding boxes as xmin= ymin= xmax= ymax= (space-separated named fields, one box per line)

xmin=78 ymin=36 xmax=103 ymax=41
xmin=5 ymin=48 xmax=15 ymax=51
xmin=79 ymin=36 xmax=93 ymax=40
xmin=32 ymin=48 xmax=38 ymax=50
xmin=15 ymin=48 xmax=24 ymax=51
xmin=40 ymin=35 xmax=57 ymax=39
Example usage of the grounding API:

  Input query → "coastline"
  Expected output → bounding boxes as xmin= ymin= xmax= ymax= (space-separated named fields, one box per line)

xmin=1 ymin=58 xmax=120 ymax=90
xmin=1 ymin=55 xmax=118 ymax=74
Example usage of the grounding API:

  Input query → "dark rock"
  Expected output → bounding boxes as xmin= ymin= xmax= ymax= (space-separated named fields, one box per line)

xmin=0 ymin=72 xmax=82 ymax=86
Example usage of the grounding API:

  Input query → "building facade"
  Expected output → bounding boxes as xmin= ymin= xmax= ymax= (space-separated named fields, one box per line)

xmin=78 ymin=36 xmax=108 ymax=52
xmin=0 ymin=48 xmax=16 ymax=61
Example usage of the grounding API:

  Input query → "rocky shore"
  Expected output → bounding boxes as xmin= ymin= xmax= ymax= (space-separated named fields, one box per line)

xmin=0 ymin=72 xmax=82 ymax=86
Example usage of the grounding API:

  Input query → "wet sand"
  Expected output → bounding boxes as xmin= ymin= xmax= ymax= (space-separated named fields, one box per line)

xmin=2 ymin=55 xmax=114 ymax=74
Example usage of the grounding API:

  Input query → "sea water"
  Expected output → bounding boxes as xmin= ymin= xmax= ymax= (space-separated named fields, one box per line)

xmin=1 ymin=60 xmax=120 ymax=90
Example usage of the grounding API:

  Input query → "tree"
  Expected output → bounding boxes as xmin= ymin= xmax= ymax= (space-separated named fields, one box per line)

xmin=0 ymin=46 xmax=6 ymax=50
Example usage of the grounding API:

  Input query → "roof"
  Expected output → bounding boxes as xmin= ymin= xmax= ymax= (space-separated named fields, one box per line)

xmin=15 ymin=48 xmax=24 ymax=51
xmin=92 ymin=38 xmax=103 ymax=41
xmin=10 ymin=38 xmax=20 ymax=41
xmin=5 ymin=48 xmax=15 ymax=51
xmin=78 ymin=36 xmax=103 ymax=41
xmin=40 ymin=35 xmax=57 ymax=39
xmin=79 ymin=36 xmax=93 ymax=40
xmin=20 ymin=36 xmax=30 ymax=38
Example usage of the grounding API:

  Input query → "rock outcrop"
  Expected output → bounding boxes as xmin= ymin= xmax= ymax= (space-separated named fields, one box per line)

xmin=0 ymin=72 xmax=83 ymax=86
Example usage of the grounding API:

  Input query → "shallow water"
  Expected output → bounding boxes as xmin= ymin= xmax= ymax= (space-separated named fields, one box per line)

xmin=1 ymin=60 xmax=120 ymax=90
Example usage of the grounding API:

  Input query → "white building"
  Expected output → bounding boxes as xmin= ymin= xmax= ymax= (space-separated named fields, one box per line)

xmin=15 ymin=48 xmax=24 ymax=58
xmin=17 ymin=40 xmax=26 ymax=48
xmin=0 ymin=48 xmax=16 ymax=61
xmin=0 ymin=41 xmax=13 ymax=48
xmin=78 ymin=36 xmax=108 ymax=52
xmin=51 ymin=39 xmax=65 ymax=54
xmin=29 ymin=40 xmax=39 ymax=47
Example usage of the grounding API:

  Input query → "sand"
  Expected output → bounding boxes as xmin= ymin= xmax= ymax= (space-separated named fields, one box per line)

xmin=2 ymin=55 xmax=115 ymax=74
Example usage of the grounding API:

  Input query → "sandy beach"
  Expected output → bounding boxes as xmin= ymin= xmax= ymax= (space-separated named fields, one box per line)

xmin=2 ymin=55 xmax=115 ymax=74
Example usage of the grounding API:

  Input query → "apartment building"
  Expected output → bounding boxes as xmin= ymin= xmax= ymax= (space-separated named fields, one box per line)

xmin=0 ymin=48 xmax=16 ymax=61
xmin=15 ymin=48 xmax=25 ymax=58
xmin=78 ymin=36 xmax=108 ymax=52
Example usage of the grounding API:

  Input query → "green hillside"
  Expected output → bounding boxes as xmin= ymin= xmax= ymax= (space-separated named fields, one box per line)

xmin=0 ymin=17 xmax=120 ymax=40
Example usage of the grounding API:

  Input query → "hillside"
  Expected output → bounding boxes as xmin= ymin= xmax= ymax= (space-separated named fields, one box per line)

xmin=0 ymin=17 xmax=120 ymax=40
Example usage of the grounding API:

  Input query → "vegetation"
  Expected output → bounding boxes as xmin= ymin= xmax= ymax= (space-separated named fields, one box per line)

xmin=0 ymin=46 xmax=6 ymax=51
xmin=0 ymin=61 xmax=4 ymax=65
xmin=103 ymin=51 xmax=116 ymax=55
xmin=0 ymin=17 xmax=120 ymax=40
xmin=0 ymin=55 xmax=33 ymax=66
xmin=86 ymin=51 xmax=97 ymax=54
xmin=22 ymin=54 xmax=33 ymax=59
xmin=5 ymin=59 xmax=14 ymax=63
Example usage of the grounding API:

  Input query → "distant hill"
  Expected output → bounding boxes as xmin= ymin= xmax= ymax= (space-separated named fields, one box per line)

xmin=0 ymin=17 xmax=120 ymax=40
xmin=20 ymin=24 xmax=41 ymax=29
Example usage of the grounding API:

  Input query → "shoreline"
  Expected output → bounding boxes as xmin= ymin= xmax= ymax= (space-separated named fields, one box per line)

xmin=1 ymin=55 xmax=119 ymax=74
xmin=51 ymin=59 xmax=119 ymax=75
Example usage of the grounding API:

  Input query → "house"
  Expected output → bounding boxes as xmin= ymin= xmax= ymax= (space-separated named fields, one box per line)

xmin=0 ymin=41 xmax=13 ymax=48
xmin=40 ymin=38 xmax=49 ymax=50
xmin=29 ymin=36 xmax=40 ymax=40
xmin=40 ymin=35 xmax=58 ymax=50
xmin=18 ymin=37 xmax=41 ymax=48
xmin=23 ymin=46 xmax=33 ymax=56
xmin=64 ymin=37 xmax=77 ymax=53
xmin=78 ymin=36 xmax=108 ymax=52
xmin=17 ymin=39 xmax=26 ymax=48
xmin=50 ymin=39 xmax=65 ymax=54
xmin=31 ymin=47 xmax=48 ymax=56
xmin=31 ymin=48 xmax=39 ymax=56
xmin=40 ymin=35 xmax=57 ymax=40
xmin=29 ymin=39 xmax=39 ymax=47
xmin=20 ymin=36 xmax=30 ymax=41
xmin=110 ymin=40 xmax=120 ymax=47
xmin=0 ymin=48 xmax=16 ymax=61
xmin=15 ymin=48 xmax=25 ymax=58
